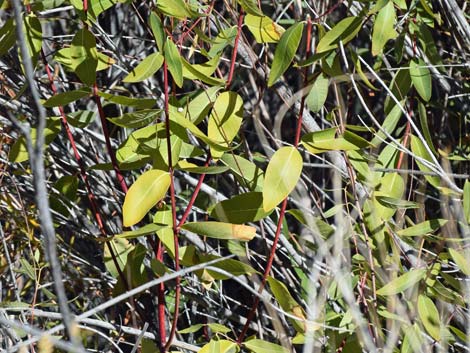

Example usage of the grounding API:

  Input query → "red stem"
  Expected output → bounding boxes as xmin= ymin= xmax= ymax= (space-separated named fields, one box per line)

xmin=226 ymin=11 xmax=244 ymax=89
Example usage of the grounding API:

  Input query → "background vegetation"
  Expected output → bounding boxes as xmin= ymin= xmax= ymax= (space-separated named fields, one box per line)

xmin=1 ymin=0 xmax=470 ymax=352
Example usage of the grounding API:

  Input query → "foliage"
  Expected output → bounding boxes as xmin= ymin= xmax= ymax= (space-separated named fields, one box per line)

xmin=1 ymin=0 xmax=470 ymax=352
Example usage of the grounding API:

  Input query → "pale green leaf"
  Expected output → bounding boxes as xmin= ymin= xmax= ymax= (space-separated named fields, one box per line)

xmin=156 ymin=0 xmax=192 ymax=19
xmin=0 ymin=19 xmax=16 ymax=57
xmin=372 ymin=1 xmax=398 ymax=56
xmin=181 ymin=221 xmax=256 ymax=241
xmin=449 ymin=248 xmax=470 ymax=276
xmin=199 ymin=340 xmax=238 ymax=353
xmin=211 ymin=192 xmax=272 ymax=224
xmin=377 ymin=269 xmax=426 ymax=296
xmin=263 ymin=146 xmax=303 ymax=211
xmin=268 ymin=21 xmax=304 ymax=87
xmin=418 ymin=294 xmax=441 ymax=341
xmin=244 ymin=339 xmax=289 ymax=353
xmin=410 ymin=59 xmax=432 ymax=101
xmin=410 ymin=134 xmax=440 ymax=188
xmin=164 ymin=40 xmax=183 ymax=87
xmin=397 ymin=219 xmax=447 ymax=236
xmin=122 ymin=169 xmax=171 ymax=227
xmin=302 ymin=128 xmax=370 ymax=154
xmin=464 ymin=180 xmax=470 ymax=223
xmin=108 ymin=109 xmax=162 ymax=129
xmin=70 ymin=28 xmax=98 ymax=85
xmin=123 ymin=52 xmax=164 ymax=82
xmin=43 ymin=89 xmax=90 ymax=107
xmin=149 ymin=12 xmax=165 ymax=52
xmin=306 ymin=74 xmax=329 ymax=112
xmin=244 ymin=14 xmax=285 ymax=43
xmin=237 ymin=0 xmax=263 ymax=16
xmin=316 ymin=16 xmax=363 ymax=53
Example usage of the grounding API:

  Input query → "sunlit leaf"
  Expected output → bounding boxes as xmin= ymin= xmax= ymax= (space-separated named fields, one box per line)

xmin=410 ymin=134 xmax=440 ymax=188
xmin=316 ymin=16 xmax=363 ymax=53
xmin=263 ymin=146 xmax=303 ymax=211
xmin=122 ymin=169 xmax=171 ymax=227
xmin=410 ymin=59 xmax=431 ymax=101
xmin=243 ymin=339 xmax=289 ymax=353
xmin=123 ymin=52 xmax=164 ymax=82
xmin=449 ymin=248 xmax=470 ymax=276
xmin=182 ymin=221 xmax=256 ymax=241
xmin=377 ymin=269 xmax=426 ymax=296
xmin=418 ymin=294 xmax=441 ymax=341
xmin=268 ymin=21 xmax=304 ymax=87
xmin=211 ymin=192 xmax=272 ymax=224
xmin=43 ymin=89 xmax=91 ymax=107
xmin=70 ymin=28 xmax=98 ymax=85
xmin=244 ymin=14 xmax=284 ymax=43
xmin=372 ymin=1 xmax=398 ymax=56
xmin=199 ymin=340 xmax=239 ymax=353
xmin=306 ymin=74 xmax=329 ymax=112
xmin=165 ymin=40 xmax=183 ymax=87
xmin=397 ymin=219 xmax=447 ymax=236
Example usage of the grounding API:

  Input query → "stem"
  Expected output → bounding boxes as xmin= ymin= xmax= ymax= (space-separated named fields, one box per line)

xmin=226 ymin=10 xmax=244 ymax=89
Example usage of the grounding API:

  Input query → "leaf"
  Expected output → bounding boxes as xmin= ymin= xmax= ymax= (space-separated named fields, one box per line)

xmin=181 ymin=221 xmax=256 ymax=241
xmin=208 ymin=91 xmax=244 ymax=158
xmin=244 ymin=14 xmax=285 ymax=43
xmin=199 ymin=340 xmax=239 ymax=353
xmin=104 ymin=238 xmax=133 ymax=279
xmin=108 ymin=109 xmax=162 ymax=128
xmin=149 ymin=12 xmax=165 ymax=52
xmin=464 ymin=180 xmax=470 ymax=223
xmin=221 ymin=154 xmax=264 ymax=191
xmin=178 ymin=324 xmax=204 ymax=334
xmin=268 ymin=22 xmax=304 ymax=87
xmin=164 ymin=40 xmax=183 ymax=87
xmin=156 ymin=0 xmax=192 ymax=19
xmin=375 ymin=196 xmax=420 ymax=209
xmin=397 ymin=219 xmax=448 ymax=236
xmin=371 ymin=102 xmax=403 ymax=147
xmin=448 ymin=248 xmax=470 ymax=276
xmin=372 ymin=1 xmax=398 ymax=56
xmin=410 ymin=59 xmax=432 ymax=101
xmin=207 ymin=26 xmax=238 ymax=58
xmin=211 ymin=192 xmax=272 ymax=224
xmin=384 ymin=68 xmax=411 ymax=114
xmin=301 ymin=128 xmax=370 ymax=154
xmin=123 ymin=52 xmax=164 ymax=82
xmin=376 ymin=269 xmax=426 ymax=296
xmin=0 ymin=18 xmax=16 ymax=57
xmin=43 ymin=89 xmax=91 ymax=107
xmin=263 ymin=146 xmax=303 ymax=211
xmin=24 ymin=14 xmax=42 ymax=61
xmin=186 ymin=86 xmax=221 ymax=124
xmin=70 ymin=28 xmax=98 ymax=85
xmin=110 ymin=223 xmax=167 ymax=240
xmin=177 ymin=164 xmax=229 ymax=174
xmin=122 ymin=169 xmax=171 ymax=227
xmin=418 ymin=295 xmax=441 ymax=341
xmin=243 ymin=339 xmax=289 ymax=353
xmin=306 ymin=74 xmax=329 ymax=112
xmin=374 ymin=172 xmax=405 ymax=220
xmin=410 ymin=135 xmax=440 ymax=188
xmin=316 ymin=16 xmax=363 ymax=53
xmin=97 ymin=91 xmax=156 ymax=109
xmin=237 ymin=0 xmax=263 ymax=16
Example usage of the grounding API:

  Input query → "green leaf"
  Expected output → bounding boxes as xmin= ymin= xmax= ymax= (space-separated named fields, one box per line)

xmin=268 ymin=22 xmax=304 ymax=87
xmin=110 ymin=223 xmax=167 ymax=240
xmin=149 ymin=12 xmax=165 ymax=52
xmin=374 ymin=172 xmax=405 ymax=220
xmin=410 ymin=134 xmax=440 ymax=188
xmin=24 ymin=14 xmax=42 ymax=61
xmin=164 ymin=40 xmax=183 ymax=87
xmin=263 ymin=146 xmax=303 ymax=211
xmin=186 ymin=86 xmax=221 ymax=124
xmin=384 ymin=68 xmax=411 ymax=114
xmin=410 ymin=59 xmax=432 ymax=101
xmin=221 ymin=154 xmax=264 ymax=191
xmin=43 ymin=89 xmax=91 ymax=107
xmin=418 ymin=294 xmax=441 ymax=341
xmin=237 ymin=0 xmax=263 ymax=16
xmin=375 ymin=196 xmax=419 ymax=209
xmin=211 ymin=192 xmax=272 ymax=224
xmin=0 ymin=18 xmax=16 ymax=57
xmin=301 ymin=128 xmax=370 ymax=154
xmin=97 ymin=91 xmax=156 ymax=109
xmin=448 ymin=248 xmax=470 ymax=276
xmin=207 ymin=323 xmax=231 ymax=334
xmin=244 ymin=14 xmax=285 ymax=43
xmin=178 ymin=324 xmax=204 ymax=334
xmin=19 ymin=258 xmax=36 ymax=281
xmin=377 ymin=269 xmax=426 ymax=296
xmin=243 ymin=339 xmax=289 ymax=353
xmin=199 ymin=340 xmax=239 ymax=353
xmin=208 ymin=91 xmax=243 ymax=158
xmin=104 ymin=238 xmax=133 ymax=278
xmin=123 ymin=52 xmax=164 ymax=82
xmin=108 ymin=109 xmax=162 ymax=128
xmin=122 ymin=169 xmax=171 ymax=227
xmin=181 ymin=221 xmax=256 ymax=241
xmin=207 ymin=26 xmax=238 ymax=58
xmin=306 ymin=74 xmax=329 ymax=112
xmin=156 ymin=0 xmax=192 ymax=19
xmin=316 ymin=16 xmax=363 ymax=53
xmin=371 ymin=1 xmax=398 ymax=56
xmin=70 ymin=28 xmax=98 ymax=85
xmin=464 ymin=180 xmax=470 ymax=223
xmin=178 ymin=164 xmax=229 ymax=174
xmin=397 ymin=219 xmax=448 ymax=236
xmin=371 ymin=102 xmax=403 ymax=147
